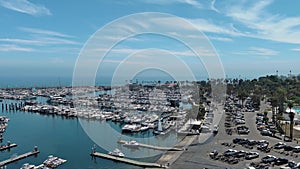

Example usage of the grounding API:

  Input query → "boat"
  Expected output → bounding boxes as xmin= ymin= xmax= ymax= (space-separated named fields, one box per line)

xmin=122 ymin=124 xmax=141 ymax=133
xmin=43 ymin=155 xmax=67 ymax=168
xmin=20 ymin=163 xmax=35 ymax=169
xmin=153 ymin=119 xmax=165 ymax=135
xmin=124 ymin=140 xmax=139 ymax=148
xmin=108 ymin=148 xmax=125 ymax=157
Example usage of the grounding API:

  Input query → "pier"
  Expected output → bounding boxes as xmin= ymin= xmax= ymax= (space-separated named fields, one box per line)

xmin=0 ymin=142 xmax=17 ymax=151
xmin=91 ymin=152 xmax=165 ymax=168
xmin=118 ymin=140 xmax=183 ymax=151
xmin=0 ymin=147 xmax=39 ymax=167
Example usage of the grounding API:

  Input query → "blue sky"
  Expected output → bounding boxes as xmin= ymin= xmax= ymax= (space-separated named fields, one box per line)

xmin=1 ymin=0 xmax=300 ymax=83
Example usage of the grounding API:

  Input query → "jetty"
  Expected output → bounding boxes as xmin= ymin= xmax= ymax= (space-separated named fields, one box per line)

xmin=0 ymin=142 xmax=17 ymax=151
xmin=91 ymin=152 xmax=165 ymax=168
xmin=0 ymin=146 xmax=39 ymax=167
xmin=118 ymin=140 xmax=183 ymax=151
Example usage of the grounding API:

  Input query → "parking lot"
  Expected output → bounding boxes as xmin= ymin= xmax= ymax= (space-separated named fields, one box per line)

xmin=171 ymin=99 xmax=300 ymax=169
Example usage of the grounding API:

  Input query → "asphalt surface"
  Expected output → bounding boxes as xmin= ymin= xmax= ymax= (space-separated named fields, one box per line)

xmin=170 ymin=102 xmax=300 ymax=169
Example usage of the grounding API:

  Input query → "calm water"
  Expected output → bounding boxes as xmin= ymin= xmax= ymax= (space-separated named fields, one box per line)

xmin=0 ymin=99 xmax=162 ymax=169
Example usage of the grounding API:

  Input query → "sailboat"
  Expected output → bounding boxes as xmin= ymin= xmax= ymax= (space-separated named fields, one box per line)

xmin=153 ymin=119 xmax=165 ymax=135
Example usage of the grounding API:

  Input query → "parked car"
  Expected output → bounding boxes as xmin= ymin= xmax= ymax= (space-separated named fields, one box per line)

xmin=223 ymin=149 xmax=238 ymax=157
xmin=293 ymin=146 xmax=300 ymax=153
xmin=261 ymin=129 xmax=272 ymax=136
xmin=234 ymin=150 xmax=247 ymax=158
xmin=284 ymin=145 xmax=294 ymax=151
xmin=261 ymin=155 xmax=277 ymax=163
xmin=245 ymin=152 xmax=259 ymax=160
xmin=209 ymin=150 xmax=218 ymax=158
xmin=273 ymin=142 xmax=286 ymax=149
xmin=274 ymin=158 xmax=289 ymax=166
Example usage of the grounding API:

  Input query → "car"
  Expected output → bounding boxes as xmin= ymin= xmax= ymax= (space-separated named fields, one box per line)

xmin=273 ymin=142 xmax=286 ymax=149
xmin=233 ymin=138 xmax=242 ymax=144
xmin=245 ymin=152 xmax=259 ymax=160
xmin=274 ymin=157 xmax=288 ymax=166
xmin=223 ymin=149 xmax=238 ymax=157
xmin=261 ymin=155 xmax=277 ymax=163
xmin=234 ymin=150 xmax=247 ymax=158
xmin=247 ymin=140 xmax=257 ymax=146
xmin=261 ymin=129 xmax=272 ymax=136
xmin=257 ymin=143 xmax=268 ymax=150
xmin=209 ymin=150 xmax=218 ymax=158
xmin=293 ymin=146 xmax=300 ymax=153
xmin=284 ymin=145 xmax=294 ymax=151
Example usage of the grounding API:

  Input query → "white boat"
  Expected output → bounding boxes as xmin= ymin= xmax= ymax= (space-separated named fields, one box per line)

xmin=108 ymin=148 xmax=125 ymax=157
xmin=124 ymin=140 xmax=139 ymax=147
xmin=20 ymin=163 xmax=35 ymax=169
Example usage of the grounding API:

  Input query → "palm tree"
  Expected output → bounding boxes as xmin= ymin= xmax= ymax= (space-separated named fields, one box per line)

xmin=288 ymin=102 xmax=294 ymax=140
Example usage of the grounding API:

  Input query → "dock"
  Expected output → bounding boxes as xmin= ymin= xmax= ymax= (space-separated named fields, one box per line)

xmin=0 ymin=147 xmax=39 ymax=167
xmin=0 ymin=143 xmax=17 ymax=151
xmin=91 ymin=152 xmax=165 ymax=168
xmin=118 ymin=140 xmax=184 ymax=151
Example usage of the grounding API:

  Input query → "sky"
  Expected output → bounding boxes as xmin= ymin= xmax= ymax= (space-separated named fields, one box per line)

xmin=1 ymin=0 xmax=300 ymax=85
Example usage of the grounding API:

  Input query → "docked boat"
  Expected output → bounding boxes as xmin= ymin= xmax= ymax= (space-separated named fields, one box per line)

xmin=124 ymin=140 xmax=139 ymax=148
xmin=20 ymin=163 xmax=35 ymax=169
xmin=108 ymin=148 xmax=125 ymax=157
xmin=43 ymin=155 xmax=67 ymax=168
xmin=122 ymin=124 xmax=141 ymax=133
xmin=153 ymin=119 xmax=165 ymax=135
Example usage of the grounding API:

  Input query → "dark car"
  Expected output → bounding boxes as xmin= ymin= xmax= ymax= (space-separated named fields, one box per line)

xmin=234 ymin=150 xmax=247 ymax=158
xmin=274 ymin=158 xmax=289 ymax=166
xmin=245 ymin=152 xmax=259 ymax=160
xmin=284 ymin=145 xmax=294 ymax=151
xmin=233 ymin=138 xmax=242 ymax=144
xmin=223 ymin=149 xmax=238 ymax=157
xmin=273 ymin=142 xmax=286 ymax=149
xmin=248 ymin=140 xmax=257 ymax=146
xmin=261 ymin=155 xmax=277 ymax=163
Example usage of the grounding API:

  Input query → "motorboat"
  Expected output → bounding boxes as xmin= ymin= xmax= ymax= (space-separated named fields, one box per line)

xmin=108 ymin=148 xmax=125 ymax=157
xmin=124 ymin=140 xmax=139 ymax=148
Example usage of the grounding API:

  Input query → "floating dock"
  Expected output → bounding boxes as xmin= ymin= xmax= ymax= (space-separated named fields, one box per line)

xmin=0 ymin=149 xmax=39 ymax=167
xmin=91 ymin=152 xmax=165 ymax=168
xmin=118 ymin=140 xmax=183 ymax=151
xmin=0 ymin=143 xmax=17 ymax=151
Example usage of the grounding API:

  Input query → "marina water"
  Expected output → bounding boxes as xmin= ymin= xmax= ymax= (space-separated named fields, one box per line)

xmin=0 ymin=98 xmax=160 ymax=169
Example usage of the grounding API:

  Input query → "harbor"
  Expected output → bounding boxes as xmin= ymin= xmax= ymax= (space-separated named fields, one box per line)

xmin=91 ymin=152 xmax=165 ymax=168
xmin=0 ymin=147 xmax=39 ymax=167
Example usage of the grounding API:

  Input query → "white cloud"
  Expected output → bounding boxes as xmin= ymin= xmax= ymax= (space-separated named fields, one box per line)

xmin=233 ymin=47 xmax=279 ymax=56
xmin=19 ymin=27 xmax=74 ymax=38
xmin=225 ymin=0 xmax=300 ymax=44
xmin=0 ymin=28 xmax=80 ymax=47
xmin=291 ymin=48 xmax=300 ymax=52
xmin=0 ymin=0 xmax=51 ymax=16
xmin=143 ymin=0 xmax=203 ymax=8
xmin=208 ymin=36 xmax=233 ymax=42
xmin=0 ymin=44 xmax=34 ymax=52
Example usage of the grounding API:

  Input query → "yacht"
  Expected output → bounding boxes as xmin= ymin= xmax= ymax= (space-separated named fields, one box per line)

xmin=108 ymin=148 xmax=125 ymax=157
xmin=124 ymin=140 xmax=139 ymax=148
xmin=20 ymin=163 xmax=35 ymax=169
xmin=153 ymin=119 xmax=165 ymax=135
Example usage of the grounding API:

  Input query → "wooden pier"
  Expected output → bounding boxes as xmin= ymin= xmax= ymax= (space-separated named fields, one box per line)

xmin=118 ymin=140 xmax=183 ymax=151
xmin=0 ymin=143 xmax=17 ymax=151
xmin=0 ymin=149 xmax=39 ymax=167
xmin=91 ymin=152 xmax=165 ymax=168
